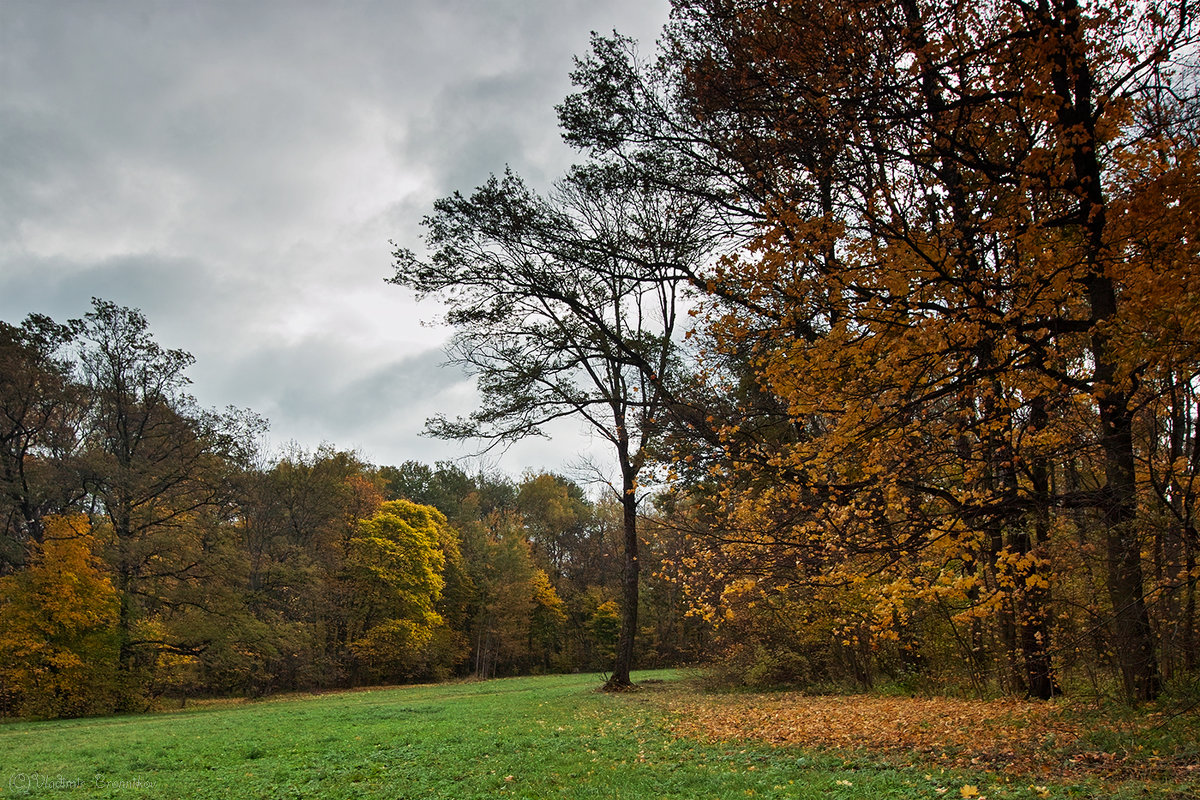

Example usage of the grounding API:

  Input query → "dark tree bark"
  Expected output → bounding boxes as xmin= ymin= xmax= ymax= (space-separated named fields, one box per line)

xmin=608 ymin=451 xmax=641 ymax=689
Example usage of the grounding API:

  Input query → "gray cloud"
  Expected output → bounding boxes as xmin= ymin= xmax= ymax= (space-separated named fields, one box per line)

xmin=225 ymin=344 xmax=466 ymax=428
xmin=0 ymin=0 xmax=668 ymax=473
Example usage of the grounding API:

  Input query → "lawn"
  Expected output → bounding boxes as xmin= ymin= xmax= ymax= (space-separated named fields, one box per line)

xmin=0 ymin=671 xmax=1194 ymax=799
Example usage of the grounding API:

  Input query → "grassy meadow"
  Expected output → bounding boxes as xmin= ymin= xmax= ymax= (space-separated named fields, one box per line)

xmin=1 ymin=671 xmax=1194 ymax=799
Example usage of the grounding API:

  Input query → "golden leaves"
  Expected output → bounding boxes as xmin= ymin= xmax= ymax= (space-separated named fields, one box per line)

xmin=0 ymin=515 xmax=121 ymax=717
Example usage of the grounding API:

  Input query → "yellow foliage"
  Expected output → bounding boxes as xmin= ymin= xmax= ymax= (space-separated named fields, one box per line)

xmin=345 ymin=500 xmax=451 ymax=680
xmin=0 ymin=515 xmax=120 ymax=718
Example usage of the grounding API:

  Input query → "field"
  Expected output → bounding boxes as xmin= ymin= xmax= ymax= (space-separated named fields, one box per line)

xmin=1 ymin=671 xmax=1196 ymax=799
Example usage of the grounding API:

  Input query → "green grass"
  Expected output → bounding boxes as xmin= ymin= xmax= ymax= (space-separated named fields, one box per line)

xmin=0 ymin=671 xmax=1184 ymax=799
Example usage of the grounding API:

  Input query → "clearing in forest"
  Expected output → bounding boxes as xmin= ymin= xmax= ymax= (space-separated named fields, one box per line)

xmin=0 ymin=671 xmax=1194 ymax=799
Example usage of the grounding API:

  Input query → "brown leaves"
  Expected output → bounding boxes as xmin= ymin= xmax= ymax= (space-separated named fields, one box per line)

xmin=664 ymin=690 xmax=1051 ymax=755
xmin=653 ymin=687 xmax=1194 ymax=784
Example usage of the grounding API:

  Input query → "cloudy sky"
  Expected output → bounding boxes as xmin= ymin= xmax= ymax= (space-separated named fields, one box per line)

xmin=0 ymin=0 xmax=671 ymax=476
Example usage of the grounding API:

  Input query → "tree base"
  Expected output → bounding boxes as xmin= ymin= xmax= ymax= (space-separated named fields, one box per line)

xmin=600 ymin=676 xmax=639 ymax=692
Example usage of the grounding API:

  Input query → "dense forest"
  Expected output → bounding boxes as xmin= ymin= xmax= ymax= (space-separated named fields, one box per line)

xmin=4 ymin=0 xmax=1199 ymax=718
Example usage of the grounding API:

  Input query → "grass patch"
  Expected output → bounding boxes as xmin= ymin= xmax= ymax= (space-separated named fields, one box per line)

xmin=0 ymin=671 xmax=1194 ymax=798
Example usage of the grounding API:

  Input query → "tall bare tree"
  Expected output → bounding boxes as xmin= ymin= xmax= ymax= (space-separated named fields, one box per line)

xmin=393 ymin=165 xmax=711 ymax=687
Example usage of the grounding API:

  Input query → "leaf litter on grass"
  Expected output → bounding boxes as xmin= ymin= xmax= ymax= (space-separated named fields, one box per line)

xmin=649 ymin=684 xmax=1200 ymax=789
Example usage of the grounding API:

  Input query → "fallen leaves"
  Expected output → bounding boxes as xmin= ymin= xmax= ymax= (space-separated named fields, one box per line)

xmin=650 ymin=686 xmax=1195 ymax=785
xmin=662 ymin=691 xmax=1056 ymax=762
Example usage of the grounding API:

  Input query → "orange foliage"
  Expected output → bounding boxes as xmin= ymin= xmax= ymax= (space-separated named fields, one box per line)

xmin=670 ymin=0 xmax=1198 ymax=699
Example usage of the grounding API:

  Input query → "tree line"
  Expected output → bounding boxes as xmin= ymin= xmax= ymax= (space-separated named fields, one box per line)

xmin=0 ymin=300 xmax=705 ymax=717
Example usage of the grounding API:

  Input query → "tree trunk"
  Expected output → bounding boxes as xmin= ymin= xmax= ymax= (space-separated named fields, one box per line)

xmin=1045 ymin=0 xmax=1160 ymax=701
xmin=605 ymin=465 xmax=640 ymax=690
xmin=1087 ymin=266 xmax=1159 ymax=701
xmin=1019 ymin=394 xmax=1060 ymax=699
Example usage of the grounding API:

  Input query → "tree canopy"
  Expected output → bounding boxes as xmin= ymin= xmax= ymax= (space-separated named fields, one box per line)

xmin=557 ymin=0 xmax=1199 ymax=700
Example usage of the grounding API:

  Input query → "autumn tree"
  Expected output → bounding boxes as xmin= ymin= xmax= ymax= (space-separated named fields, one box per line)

xmin=344 ymin=499 xmax=450 ymax=682
xmin=561 ymin=0 xmax=1199 ymax=700
xmin=76 ymin=299 xmax=263 ymax=702
xmin=0 ymin=515 xmax=120 ymax=718
xmin=392 ymin=163 xmax=709 ymax=688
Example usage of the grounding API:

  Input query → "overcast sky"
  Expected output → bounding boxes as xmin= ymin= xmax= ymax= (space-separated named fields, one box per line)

xmin=0 ymin=0 xmax=671 ymax=477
